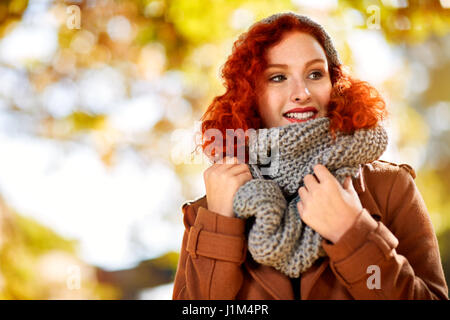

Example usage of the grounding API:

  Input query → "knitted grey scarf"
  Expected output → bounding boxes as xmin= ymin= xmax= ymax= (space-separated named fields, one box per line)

xmin=232 ymin=117 xmax=388 ymax=278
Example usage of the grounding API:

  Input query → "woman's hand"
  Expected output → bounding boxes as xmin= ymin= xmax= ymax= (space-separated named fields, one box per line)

xmin=297 ymin=164 xmax=365 ymax=244
xmin=204 ymin=156 xmax=253 ymax=218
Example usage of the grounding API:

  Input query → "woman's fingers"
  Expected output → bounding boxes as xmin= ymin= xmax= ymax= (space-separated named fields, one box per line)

xmin=298 ymin=186 xmax=308 ymax=199
xmin=303 ymin=174 xmax=319 ymax=191
xmin=217 ymin=156 xmax=241 ymax=167
xmin=236 ymin=170 xmax=253 ymax=184
xmin=227 ymin=163 xmax=251 ymax=175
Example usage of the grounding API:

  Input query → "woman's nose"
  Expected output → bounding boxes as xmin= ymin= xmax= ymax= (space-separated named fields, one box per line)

xmin=291 ymin=81 xmax=311 ymax=103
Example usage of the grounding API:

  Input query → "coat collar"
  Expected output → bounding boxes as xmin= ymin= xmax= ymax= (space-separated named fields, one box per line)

xmin=244 ymin=254 xmax=330 ymax=300
xmin=244 ymin=255 xmax=295 ymax=300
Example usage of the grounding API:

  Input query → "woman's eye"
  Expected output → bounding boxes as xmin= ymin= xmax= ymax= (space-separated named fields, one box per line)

xmin=269 ymin=74 xmax=286 ymax=82
xmin=309 ymin=71 xmax=323 ymax=80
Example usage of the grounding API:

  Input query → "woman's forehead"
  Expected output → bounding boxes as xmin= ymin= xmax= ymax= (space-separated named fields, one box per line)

xmin=265 ymin=58 xmax=326 ymax=70
xmin=264 ymin=32 xmax=328 ymax=66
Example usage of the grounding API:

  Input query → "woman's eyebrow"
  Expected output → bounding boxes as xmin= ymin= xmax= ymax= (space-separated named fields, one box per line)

xmin=266 ymin=58 xmax=325 ymax=69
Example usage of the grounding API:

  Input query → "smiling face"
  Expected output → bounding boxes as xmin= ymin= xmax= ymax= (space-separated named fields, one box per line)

xmin=255 ymin=31 xmax=333 ymax=128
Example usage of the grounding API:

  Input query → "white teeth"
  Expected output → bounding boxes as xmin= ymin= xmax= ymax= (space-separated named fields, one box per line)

xmin=285 ymin=111 xmax=315 ymax=120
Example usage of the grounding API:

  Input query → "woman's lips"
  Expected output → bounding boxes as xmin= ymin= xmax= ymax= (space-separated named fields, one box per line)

xmin=283 ymin=107 xmax=318 ymax=114
xmin=283 ymin=112 xmax=318 ymax=123
xmin=284 ymin=116 xmax=315 ymax=123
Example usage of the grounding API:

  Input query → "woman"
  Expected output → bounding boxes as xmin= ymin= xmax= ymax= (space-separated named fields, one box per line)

xmin=172 ymin=12 xmax=448 ymax=299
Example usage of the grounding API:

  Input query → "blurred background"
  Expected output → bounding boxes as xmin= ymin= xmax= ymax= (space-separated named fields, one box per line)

xmin=0 ymin=0 xmax=449 ymax=299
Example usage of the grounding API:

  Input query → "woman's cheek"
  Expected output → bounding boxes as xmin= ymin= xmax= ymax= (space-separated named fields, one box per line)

xmin=262 ymin=93 xmax=279 ymax=119
xmin=313 ymin=84 xmax=332 ymax=113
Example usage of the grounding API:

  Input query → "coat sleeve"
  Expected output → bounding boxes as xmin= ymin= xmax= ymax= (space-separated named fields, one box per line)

xmin=172 ymin=201 xmax=247 ymax=300
xmin=322 ymin=166 xmax=449 ymax=299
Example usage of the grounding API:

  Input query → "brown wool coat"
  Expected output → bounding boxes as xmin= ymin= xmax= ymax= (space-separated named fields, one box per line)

xmin=172 ymin=160 xmax=449 ymax=300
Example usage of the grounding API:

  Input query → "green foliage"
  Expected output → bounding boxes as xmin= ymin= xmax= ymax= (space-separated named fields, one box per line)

xmin=150 ymin=251 xmax=179 ymax=271
xmin=13 ymin=213 xmax=77 ymax=256
xmin=0 ymin=0 xmax=28 ymax=38
xmin=0 ymin=204 xmax=120 ymax=299
xmin=340 ymin=0 xmax=450 ymax=44
xmin=66 ymin=111 xmax=107 ymax=132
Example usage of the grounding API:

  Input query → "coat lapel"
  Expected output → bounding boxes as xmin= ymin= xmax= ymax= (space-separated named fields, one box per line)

xmin=301 ymin=257 xmax=329 ymax=299
xmin=244 ymin=253 xmax=331 ymax=300
xmin=244 ymin=256 xmax=294 ymax=300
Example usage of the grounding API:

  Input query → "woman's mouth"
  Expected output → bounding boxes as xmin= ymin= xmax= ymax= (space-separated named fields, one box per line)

xmin=283 ymin=111 xmax=317 ymax=123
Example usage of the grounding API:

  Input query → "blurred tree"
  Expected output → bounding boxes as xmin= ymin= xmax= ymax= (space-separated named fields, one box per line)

xmin=0 ymin=0 xmax=28 ymax=37
xmin=0 ymin=195 xmax=120 ymax=299
xmin=96 ymin=251 xmax=178 ymax=299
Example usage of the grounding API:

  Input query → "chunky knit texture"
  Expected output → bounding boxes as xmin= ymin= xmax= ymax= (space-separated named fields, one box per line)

xmin=232 ymin=117 xmax=388 ymax=278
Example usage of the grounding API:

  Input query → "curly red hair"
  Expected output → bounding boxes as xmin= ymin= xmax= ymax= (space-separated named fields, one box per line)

xmin=198 ymin=14 xmax=388 ymax=161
